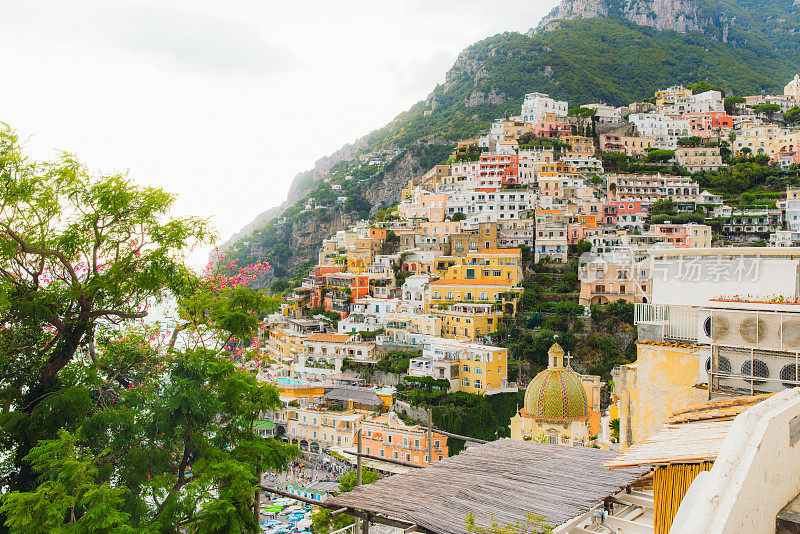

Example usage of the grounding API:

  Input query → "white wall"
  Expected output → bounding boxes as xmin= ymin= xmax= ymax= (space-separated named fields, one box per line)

xmin=670 ymin=388 xmax=800 ymax=533
xmin=650 ymin=255 xmax=800 ymax=307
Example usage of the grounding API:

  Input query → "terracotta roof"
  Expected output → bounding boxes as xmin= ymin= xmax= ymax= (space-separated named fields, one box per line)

xmin=305 ymin=333 xmax=352 ymax=343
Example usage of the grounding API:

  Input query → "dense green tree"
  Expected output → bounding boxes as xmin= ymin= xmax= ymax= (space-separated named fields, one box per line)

xmin=724 ymin=97 xmax=746 ymax=115
xmin=688 ymin=82 xmax=724 ymax=95
xmin=649 ymin=198 xmax=676 ymax=216
xmin=600 ymin=151 xmax=629 ymax=173
xmin=676 ymin=136 xmax=703 ymax=148
xmin=645 ymin=150 xmax=675 ymax=163
xmin=753 ymin=103 xmax=781 ymax=120
xmin=785 ymin=106 xmax=800 ymax=124
xmin=0 ymin=127 xmax=296 ymax=532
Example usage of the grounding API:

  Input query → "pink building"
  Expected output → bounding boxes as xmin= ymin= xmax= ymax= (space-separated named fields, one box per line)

xmin=684 ymin=111 xmax=733 ymax=138
xmin=567 ymin=224 xmax=602 ymax=244
xmin=607 ymin=201 xmax=647 ymax=230
xmin=531 ymin=113 xmax=572 ymax=138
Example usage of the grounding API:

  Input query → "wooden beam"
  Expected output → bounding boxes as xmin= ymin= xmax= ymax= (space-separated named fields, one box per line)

xmin=356 ymin=429 xmax=363 ymax=486
xmin=355 ymin=452 xmax=423 ymax=469
xmin=330 ymin=508 xmax=349 ymax=516
xmin=427 ymin=408 xmax=433 ymax=465
xmin=431 ymin=428 xmax=487 ymax=444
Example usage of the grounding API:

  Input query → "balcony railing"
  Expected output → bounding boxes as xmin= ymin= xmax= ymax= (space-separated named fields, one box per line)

xmin=634 ymin=303 xmax=697 ymax=341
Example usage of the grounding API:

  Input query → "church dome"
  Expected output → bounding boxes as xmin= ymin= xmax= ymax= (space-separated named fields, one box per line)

xmin=522 ymin=343 xmax=589 ymax=421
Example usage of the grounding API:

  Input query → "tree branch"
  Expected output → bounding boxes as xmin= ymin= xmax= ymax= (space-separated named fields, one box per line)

xmin=87 ymin=309 xmax=147 ymax=320
xmin=168 ymin=322 xmax=192 ymax=352
xmin=4 ymin=227 xmax=81 ymax=287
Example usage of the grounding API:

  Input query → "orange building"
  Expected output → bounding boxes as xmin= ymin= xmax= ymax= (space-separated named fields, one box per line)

xmin=361 ymin=414 xmax=448 ymax=466
xmin=323 ymin=272 xmax=370 ymax=318
xmin=478 ymin=153 xmax=519 ymax=190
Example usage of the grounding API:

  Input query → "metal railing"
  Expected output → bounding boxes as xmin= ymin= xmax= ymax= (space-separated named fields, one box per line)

xmin=634 ymin=303 xmax=698 ymax=341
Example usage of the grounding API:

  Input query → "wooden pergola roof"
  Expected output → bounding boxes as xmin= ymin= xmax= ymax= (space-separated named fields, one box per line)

xmin=606 ymin=420 xmax=732 ymax=469
xmin=326 ymin=439 xmax=647 ymax=533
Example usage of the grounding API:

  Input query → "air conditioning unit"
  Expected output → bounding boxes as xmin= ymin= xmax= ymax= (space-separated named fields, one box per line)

xmin=780 ymin=317 xmax=800 ymax=350
xmin=697 ymin=311 xmax=713 ymax=344
xmin=699 ymin=352 xmax=710 ymax=383
xmin=709 ymin=310 xmax=783 ymax=351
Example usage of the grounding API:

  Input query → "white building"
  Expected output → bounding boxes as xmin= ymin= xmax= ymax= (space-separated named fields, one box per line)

xmin=689 ymin=90 xmax=724 ymax=114
xmin=698 ymin=190 xmax=723 ymax=205
xmin=446 ymin=190 xmax=535 ymax=224
xmin=296 ymin=333 xmax=377 ymax=379
xmin=498 ymin=218 xmax=535 ymax=248
xmin=521 ymin=92 xmax=568 ymax=124
xmin=786 ymin=188 xmax=800 ymax=231
xmin=518 ymin=149 xmax=555 ymax=184
xmin=583 ymin=103 xmax=621 ymax=124
xmin=785 ymin=74 xmax=800 ymax=104
xmin=559 ymin=155 xmax=604 ymax=174
xmin=635 ymin=248 xmax=800 ymax=399
xmin=535 ymin=224 xmax=568 ymax=262
xmin=351 ymin=296 xmax=401 ymax=317
xmin=401 ymin=274 xmax=434 ymax=313
xmin=629 ymin=113 xmax=691 ymax=148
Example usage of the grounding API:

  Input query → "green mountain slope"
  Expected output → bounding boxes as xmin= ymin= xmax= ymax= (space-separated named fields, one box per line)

xmin=226 ymin=12 xmax=800 ymax=278
xmin=384 ymin=16 xmax=800 ymax=146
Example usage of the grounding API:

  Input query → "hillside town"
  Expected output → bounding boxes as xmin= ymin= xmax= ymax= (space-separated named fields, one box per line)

xmin=11 ymin=0 xmax=800 ymax=532
xmin=244 ymin=76 xmax=800 ymax=533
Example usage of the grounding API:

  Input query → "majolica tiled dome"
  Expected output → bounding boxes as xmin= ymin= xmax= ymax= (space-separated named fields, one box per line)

xmin=523 ymin=343 xmax=588 ymax=421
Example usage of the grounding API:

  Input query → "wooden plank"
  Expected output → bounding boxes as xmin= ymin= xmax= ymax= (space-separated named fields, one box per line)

xmin=326 ymin=439 xmax=647 ymax=534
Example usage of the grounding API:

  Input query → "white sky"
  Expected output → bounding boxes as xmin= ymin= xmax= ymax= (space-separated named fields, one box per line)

xmin=0 ymin=0 xmax=557 ymax=266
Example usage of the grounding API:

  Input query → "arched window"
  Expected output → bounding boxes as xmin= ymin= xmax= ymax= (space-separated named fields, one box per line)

xmin=462 ymin=377 xmax=470 ymax=387
xmin=462 ymin=365 xmax=470 ymax=373
xmin=474 ymin=367 xmax=483 ymax=375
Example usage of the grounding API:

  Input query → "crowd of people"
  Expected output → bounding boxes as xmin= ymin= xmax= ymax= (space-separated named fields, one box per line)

xmin=264 ymin=457 xmax=349 ymax=489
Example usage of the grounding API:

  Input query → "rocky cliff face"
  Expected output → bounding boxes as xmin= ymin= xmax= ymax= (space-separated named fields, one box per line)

xmin=220 ymin=133 xmax=372 ymax=253
xmin=534 ymin=0 xmax=703 ymax=34
xmin=224 ymin=144 xmax=448 ymax=277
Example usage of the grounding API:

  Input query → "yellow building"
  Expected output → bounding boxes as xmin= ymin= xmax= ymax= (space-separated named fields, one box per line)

xmin=617 ymin=340 xmax=707 ymax=448
xmin=382 ymin=313 xmax=441 ymax=344
xmin=434 ymin=303 xmax=503 ymax=341
xmin=509 ymin=343 xmax=601 ymax=441
xmin=502 ymin=119 xmax=534 ymax=141
xmin=560 ymin=135 xmax=596 ymax=158
xmin=265 ymin=328 xmax=310 ymax=364
xmin=400 ymin=179 xmax=416 ymax=201
xmin=347 ymin=238 xmax=382 ymax=274
xmin=283 ymin=406 xmax=366 ymax=453
xmin=271 ymin=379 xmax=326 ymax=402
xmin=437 ymin=249 xmax=523 ymax=285
xmin=427 ymin=279 xmax=520 ymax=316
xmin=457 ymin=343 xmax=509 ymax=395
